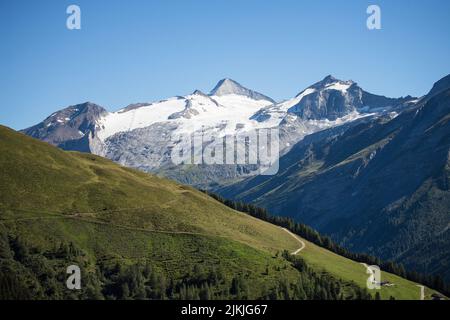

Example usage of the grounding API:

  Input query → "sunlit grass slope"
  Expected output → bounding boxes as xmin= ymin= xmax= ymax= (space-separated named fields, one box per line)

xmin=0 ymin=125 xmax=298 ymax=254
xmin=300 ymin=238 xmax=441 ymax=300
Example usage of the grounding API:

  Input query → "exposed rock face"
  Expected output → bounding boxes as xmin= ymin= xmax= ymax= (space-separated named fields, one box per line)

xmin=103 ymin=122 xmax=179 ymax=171
xmin=21 ymin=102 xmax=107 ymax=152
xmin=210 ymin=78 xmax=276 ymax=103
xmin=286 ymin=75 xmax=412 ymax=120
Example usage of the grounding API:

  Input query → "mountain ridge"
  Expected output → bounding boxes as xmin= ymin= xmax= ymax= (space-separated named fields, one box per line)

xmin=217 ymin=75 xmax=450 ymax=280
xmin=21 ymin=76 xmax=414 ymax=188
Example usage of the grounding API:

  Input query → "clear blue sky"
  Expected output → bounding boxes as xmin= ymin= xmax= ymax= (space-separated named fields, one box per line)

xmin=1 ymin=0 xmax=449 ymax=130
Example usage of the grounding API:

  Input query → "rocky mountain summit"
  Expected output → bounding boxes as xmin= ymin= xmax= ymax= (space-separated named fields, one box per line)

xmin=22 ymin=76 xmax=415 ymax=186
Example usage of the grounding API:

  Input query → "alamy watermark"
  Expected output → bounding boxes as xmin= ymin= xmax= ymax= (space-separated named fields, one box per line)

xmin=365 ymin=265 xmax=381 ymax=290
xmin=66 ymin=265 xmax=81 ymax=290
xmin=170 ymin=128 xmax=280 ymax=176
xmin=367 ymin=5 xmax=381 ymax=30
xmin=66 ymin=5 xmax=81 ymax=30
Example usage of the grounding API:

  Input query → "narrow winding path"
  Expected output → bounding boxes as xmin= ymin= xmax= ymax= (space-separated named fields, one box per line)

xmin=417 ymin=285 xmax=425 ymax=300
xmin=281 ymin=227 xmax=306 ymax=255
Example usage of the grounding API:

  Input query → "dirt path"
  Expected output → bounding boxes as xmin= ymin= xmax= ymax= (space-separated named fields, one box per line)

xmin=1 ymin=215 xmax=309 ymax=256
xmin=0 ymin=214 xmax=220 ymax=238
xmin=417 ymin=285 xmax=425 ymax=300
xmin=281 ymin=227 xmax=306 ymax=255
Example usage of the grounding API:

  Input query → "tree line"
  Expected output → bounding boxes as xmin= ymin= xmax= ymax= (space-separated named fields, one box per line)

xmin=0 ymin=230 xmax=374 ymax=300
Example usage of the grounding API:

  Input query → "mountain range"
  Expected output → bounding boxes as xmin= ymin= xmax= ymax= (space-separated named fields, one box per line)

xmin=218 ymin=75 xmax=450 ymax=280
xmin=22 ymin=76 xmax=415 ymax=186
xmin=20 ymin=74 xmax=450 ymax=282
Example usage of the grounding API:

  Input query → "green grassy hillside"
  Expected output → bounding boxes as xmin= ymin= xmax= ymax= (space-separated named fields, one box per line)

xmin=0 ymin=125 xmax=299 ymax=254
xmin=300 ymin=239 xmax=439 ymax=300
xmin=0 ymin=125 xmax=441 ymax=300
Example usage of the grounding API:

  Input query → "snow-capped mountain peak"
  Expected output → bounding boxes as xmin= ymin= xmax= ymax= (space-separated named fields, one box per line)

xmin=209 ymin=78 xmax=275 ymax=103
xmin=90 ymin=79 xmax=274 ymax=142
xmin=22 ymin=76 xmax=417 ymax=185
xmin=318 ymin=74 xmax=340 ymax=84
xmin=308 ymin=75 xmax=355 ymax=92
xmin=210 ymin=78 xmax=249 ymax=96
xmin=284 ymin=75 xmax=406 ymax=120
xmin=192 ymin=89 xmax=209 ymax=97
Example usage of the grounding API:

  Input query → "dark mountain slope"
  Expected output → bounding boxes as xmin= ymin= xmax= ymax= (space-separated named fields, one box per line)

xmin=219 ymin=78 xmax=450 ymax=280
